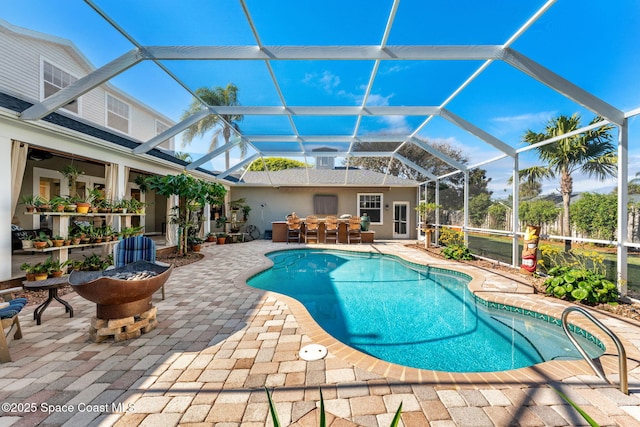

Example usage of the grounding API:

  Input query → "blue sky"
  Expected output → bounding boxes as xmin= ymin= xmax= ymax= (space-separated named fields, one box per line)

xmin=2 ymin=0 xmax=640 ymax=195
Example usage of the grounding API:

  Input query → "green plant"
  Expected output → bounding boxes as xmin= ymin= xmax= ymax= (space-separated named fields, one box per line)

xmin=59 ymin=164 xmax=83 ymax=197
xmin=43 ymin=256 xmax=72 ymax=273
xmin=242 ymin=204 xmax=251 ymax=218
xmin=20 ymin=262 xmax=39 ymax=274
xmin=35 ymin=231 xmax=51 ymax=243
xmin=216 ymin=232 xmax=228 ymax=238
xmin=265 ymin=387 xmax=402 ymax=427
xmin=215 ymin=216 xmax=227 ymax=229
xmin=438 ymin=227 xmax=464 ymax=247
xmin=20 ymin=194 xmax=41 ymax=207
xmin=543 ymin=265 xmax=618 ymax=304
xmin=144 ymin=172 xmax=227 ymax=256
xmin=415 ymin=202 xmax=441 ymax=224
xmin=188 ymin=236 xmax=204 ymax=245
xmin=76 ymin=254 xmax=113 ymax=271
xmin=442 ymin=244 xmax=474 ymax=260
xmin=550 ymin=386 xmax=599 ymax=426
xmin=51 ymin=235 xmax=64 ymax=241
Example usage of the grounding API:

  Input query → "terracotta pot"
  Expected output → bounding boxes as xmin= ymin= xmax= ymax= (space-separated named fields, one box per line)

xmin=217 ymin=237 xmax=226 ymax=245
xmin=52 ymin=240 xmax=64 ymax=247
xmin=50 ymin=271 xmax=64 ymax=278
xmin=33 ymin=241 xmax=48 ymax=249
xmin=25 ymin=273 xmax=36 ymax=281
xmin=206 ymin=236 xmax=216 ymax=242
xmin=192 ymin=244 xmax=202 ymax=252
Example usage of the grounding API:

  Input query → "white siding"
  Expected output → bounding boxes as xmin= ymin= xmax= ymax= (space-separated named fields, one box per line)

xmin=0 ymin=22 xmax=175 ymax=142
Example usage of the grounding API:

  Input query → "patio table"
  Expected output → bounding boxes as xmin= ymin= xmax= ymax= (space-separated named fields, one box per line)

xmin=22 ymin=276 xmax=73 ymax=325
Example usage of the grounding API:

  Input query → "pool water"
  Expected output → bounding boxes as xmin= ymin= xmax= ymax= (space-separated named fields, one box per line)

xmin=248 ymin=249 xmax=604 ymax=372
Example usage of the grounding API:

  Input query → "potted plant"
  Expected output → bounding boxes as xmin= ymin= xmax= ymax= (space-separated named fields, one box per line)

xmin=35 ymin=197 xmax=52 ymax=212
xmin=50 ymin=234 xmax=65 ymax=247
xmin=49 ymin=196 xmax=67 ymax=213
xmin=215 ymin=216 xmax=227 ymax=230
xmin=20 ymin=262 xmax=39 ymax=281
xmin=33 ymin=262 xmax=49 ymax=281
xmin=21 ymin=234 xmax=34 ymax=250
xmin=242 ymin=205 xmax=251 ymax=221
xmin=20 ymin=194 xmax=41 ymax=213
xmin=44 ymin=256 xmax=72 ymax=278
xmin=206 ymin=232 xmax=216 ymax=243
xmin=76 ymin=253 xmax=113 ymax=271
xmin=216 ymin=232 xmax=227 ymax=245
xmin=33 ymin=231 xmax=51 ymax=249
xmin=59 ymin=164 xmax=83 ymax=198
xmin=188 ymin=236 xmax=204 ymax=252
xmin=73 ymin=190 xmax=96 ymax=214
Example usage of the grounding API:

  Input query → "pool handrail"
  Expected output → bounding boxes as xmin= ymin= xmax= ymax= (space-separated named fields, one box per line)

xmin=561 ymin=306 xmax=628 ymax=395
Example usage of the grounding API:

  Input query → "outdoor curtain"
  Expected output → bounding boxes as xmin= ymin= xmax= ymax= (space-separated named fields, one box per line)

xmin=11 ymin=140 xmax=28 ymax=219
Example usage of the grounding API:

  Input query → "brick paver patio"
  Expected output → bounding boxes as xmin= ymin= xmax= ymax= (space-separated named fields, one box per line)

xmin=1 ymin=241 xmax=639 ymax=426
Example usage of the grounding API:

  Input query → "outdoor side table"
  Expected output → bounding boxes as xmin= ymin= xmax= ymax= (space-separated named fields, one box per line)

xmin=23 ymin=276 xmax=73 ymax=325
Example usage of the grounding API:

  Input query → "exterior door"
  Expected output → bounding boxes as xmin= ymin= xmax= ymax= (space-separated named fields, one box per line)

xmin=393 ymin=202 xmax=409 ymax=238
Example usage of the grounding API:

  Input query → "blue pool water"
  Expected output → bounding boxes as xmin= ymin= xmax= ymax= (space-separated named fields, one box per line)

xmin=248 ymin=249 xmax=605 ymax=372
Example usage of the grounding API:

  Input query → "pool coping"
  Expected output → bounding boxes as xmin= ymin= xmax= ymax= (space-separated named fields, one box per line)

xmin=235 ymin=244 xmax=640 ymax=389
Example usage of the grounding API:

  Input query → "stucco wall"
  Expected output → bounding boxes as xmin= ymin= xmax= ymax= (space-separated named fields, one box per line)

xmin=230 ymin=186 xmax=418 ymax=240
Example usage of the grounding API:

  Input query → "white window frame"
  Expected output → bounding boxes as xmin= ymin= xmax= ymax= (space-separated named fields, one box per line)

xmin=105 ymin=93 xmax=130 ymax=134
xmin=155 ymin=120 xmax=175 ymax=150
xmin=40 ymin=57 xmax=81 ymax=115
xmin=357 ymin=193 xmax=383 ymax=225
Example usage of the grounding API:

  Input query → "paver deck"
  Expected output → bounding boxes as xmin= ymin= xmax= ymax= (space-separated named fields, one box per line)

xmin=1 ymin=240 xmax=639 ymax=426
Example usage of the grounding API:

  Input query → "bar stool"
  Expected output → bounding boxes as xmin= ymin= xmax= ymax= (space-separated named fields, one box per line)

xmin=324 ymin=215 xmax=338 ymax=243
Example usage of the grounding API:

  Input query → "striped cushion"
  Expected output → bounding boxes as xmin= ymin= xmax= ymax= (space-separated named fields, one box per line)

xmin=0 ymin=298 xmax=27 ymax=319
xmin=115 ymin=236 xmax=156 ymax=267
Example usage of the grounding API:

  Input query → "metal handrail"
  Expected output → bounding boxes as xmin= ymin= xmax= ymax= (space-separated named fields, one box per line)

xmin=561 ymin=306 xmax=628 ymax=394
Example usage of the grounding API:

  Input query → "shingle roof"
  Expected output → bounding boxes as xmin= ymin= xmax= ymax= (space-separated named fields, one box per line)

xmin=240 ymin=168 xmax=419 ymax=187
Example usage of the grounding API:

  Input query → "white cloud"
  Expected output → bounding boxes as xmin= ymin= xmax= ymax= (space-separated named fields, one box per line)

xmin=302 ymin=70 xmax=341 ymax=93
xmin=489 ymin=111 xmax=557 ymax=138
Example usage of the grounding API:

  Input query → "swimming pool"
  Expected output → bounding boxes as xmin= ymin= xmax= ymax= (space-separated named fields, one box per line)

xmin=248 ymin=249 xmax=605 ymax=372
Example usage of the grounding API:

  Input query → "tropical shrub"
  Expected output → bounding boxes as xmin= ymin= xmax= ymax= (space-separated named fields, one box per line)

xmin=438 ymin=227 xmax=464 ymax=247
xmin=543 ymin=265 xmax=617 ymax=304
xmin=540 ymin=244 xmax=617 ymax=304
xmin=442 ymin=244 xmax=474 ymax=261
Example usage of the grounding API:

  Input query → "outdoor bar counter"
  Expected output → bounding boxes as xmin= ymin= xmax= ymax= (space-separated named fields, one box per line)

xmin=271 ymin=219 xmax=374 ymax=243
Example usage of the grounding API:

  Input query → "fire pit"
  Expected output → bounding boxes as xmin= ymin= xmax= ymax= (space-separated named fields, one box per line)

xmin=69 ymin=260 xmax=172 ymax=319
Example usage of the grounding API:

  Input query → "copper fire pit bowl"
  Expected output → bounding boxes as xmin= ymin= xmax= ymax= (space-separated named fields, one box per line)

xmin=69 ymin=260 xmax=172 ymax=319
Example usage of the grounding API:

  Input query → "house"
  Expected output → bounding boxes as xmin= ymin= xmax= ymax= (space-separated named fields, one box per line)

xmin=0 ymin=19 xmax=220 ymax=281
xmin=231 ymin=165 xmax=420 ymax=240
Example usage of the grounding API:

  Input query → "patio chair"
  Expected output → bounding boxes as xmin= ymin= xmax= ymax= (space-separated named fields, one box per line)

xmin=287 ymin=214 xmax=302 ymax=243
xmin=0 ymin=287 xmax=27 ymax=363
xmin=304 ymin=215 xmax=320 ymax=243
xmin=347 ymin=216 xmax=362 ymax=244
xmin=324 ymin=215 xmax=339 ymax=243
xmin=113 ymin=235 xmax=165 ymax=299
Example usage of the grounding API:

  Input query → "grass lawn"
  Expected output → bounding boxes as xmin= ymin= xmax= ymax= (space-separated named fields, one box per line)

xmin=466 ymin=233 xmax=640 ymax=297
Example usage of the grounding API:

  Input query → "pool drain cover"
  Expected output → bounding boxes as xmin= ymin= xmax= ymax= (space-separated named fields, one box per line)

xmin=299 ymin=344 xmax=328 ymax=361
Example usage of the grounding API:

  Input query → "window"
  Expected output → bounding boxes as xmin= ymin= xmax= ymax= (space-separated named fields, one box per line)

xmin=313 ymin=195 xmax=338 ymax=215
xmin=42 ymin=60 xmax=78 ymax=113
xmin=106 ymin=94 xmax=130 ymax=133
xmin=358 ymin=193 xmax=383 ymax=224
xmin=155 ymin=120 xmax=175 ymax=148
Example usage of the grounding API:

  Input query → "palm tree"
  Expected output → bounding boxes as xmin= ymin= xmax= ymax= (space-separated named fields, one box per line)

xmin=519 ymin=114 xmax=616 ymax=251
xmin=181 ymin=83 xmax=244 ymax=170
